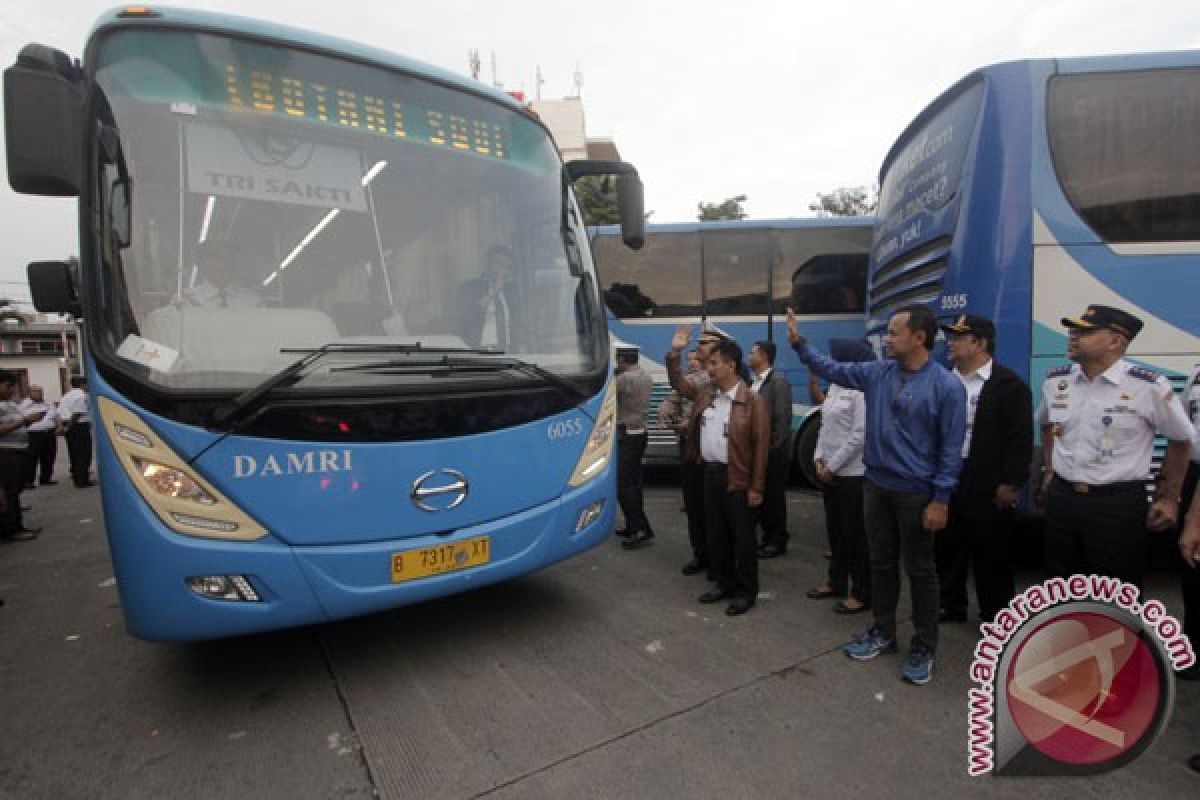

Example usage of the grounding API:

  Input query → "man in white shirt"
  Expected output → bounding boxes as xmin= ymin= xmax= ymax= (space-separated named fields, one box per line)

xmin=1038 ymin=305 xmax=1195 ymax=587
xmin=748 ymin=340 xmax=793 ymax=559
xmin=183 ymin=241 xmax=261 ymax=309
xmin=806 ymin=338 xmax=873 ymax=614
xmin=58 ymin=375 xmax=94 ymax=488
xmin=1177 ymin=361 xmax=1200 ymax=680
xmin=936 ymin=315 xmax=1032 ymax=624
xmin=19 ymin=385 xmax=59 ymax=487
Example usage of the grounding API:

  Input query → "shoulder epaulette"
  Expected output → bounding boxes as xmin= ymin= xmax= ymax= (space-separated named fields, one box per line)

xmin=1045 ymin=365 xmax=1072 ymax=378
xmin=1127 ymin=365 xmax=1159 ymax=383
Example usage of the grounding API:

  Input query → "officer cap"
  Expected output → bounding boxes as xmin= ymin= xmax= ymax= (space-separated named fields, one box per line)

xmin=1061 ymin=304 xmax=1143 ymax=340
xmin=940 ymin=313 xmax=995 ymax=341
xmin=615 ymin=345 xmax=640 ymax=362
xmin=697 ymin=324 xmax=731 ymax=344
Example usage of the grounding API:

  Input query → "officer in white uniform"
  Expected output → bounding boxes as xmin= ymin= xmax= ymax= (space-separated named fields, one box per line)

xmin=1037 ymin=305 xmax=1195 ymax=587
xmin=1178 ymin=361 xmax=1200 ymax=679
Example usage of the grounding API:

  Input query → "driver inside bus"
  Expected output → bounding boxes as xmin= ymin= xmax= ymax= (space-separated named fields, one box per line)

xmin=182 ymin=241 xmax=262 ymax=309
xmin=457 ymin=245 xmax=521 ymax=350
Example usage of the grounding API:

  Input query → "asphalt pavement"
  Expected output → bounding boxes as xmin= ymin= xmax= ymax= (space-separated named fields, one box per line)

xmin=1 ymin=458 xmax=1198 ymax=799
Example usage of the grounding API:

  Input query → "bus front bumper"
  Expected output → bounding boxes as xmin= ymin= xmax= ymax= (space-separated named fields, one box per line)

xmin=104 ymin=478 xmax=615 ymax=642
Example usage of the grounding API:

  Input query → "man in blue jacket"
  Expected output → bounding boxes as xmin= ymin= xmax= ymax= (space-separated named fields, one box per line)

xmin=787 ymin=304 xmax=966 ymax=685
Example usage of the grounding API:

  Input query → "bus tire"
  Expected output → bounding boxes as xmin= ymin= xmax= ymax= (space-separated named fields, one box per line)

xmin=792 ymin=416 xmax=821 ymax=488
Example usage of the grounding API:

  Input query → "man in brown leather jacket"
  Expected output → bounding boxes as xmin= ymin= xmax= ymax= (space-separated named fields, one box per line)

xmin=667 ymin=326 xmax=769 ymax=615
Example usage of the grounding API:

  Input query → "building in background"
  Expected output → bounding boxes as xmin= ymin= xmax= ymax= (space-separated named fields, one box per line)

xmin=0 ymin=312 xmax=81 ymax=402
xmin=530 ymin=97 xmax=622 ymax=161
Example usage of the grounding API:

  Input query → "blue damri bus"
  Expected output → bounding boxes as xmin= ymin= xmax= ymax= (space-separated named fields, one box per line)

xmin=5 ymin=6 xmax=644 ymax=640
xmin=591 ymin=218 xmax=873 ymax=483
xmin=868 ymin=51 xmax=1200 ymax=497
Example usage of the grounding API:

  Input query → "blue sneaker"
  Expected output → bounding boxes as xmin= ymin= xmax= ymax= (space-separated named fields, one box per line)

xmin=843 ymin=627 xmax=898 ymax=660
xmin=901 ymin=644 xmax=935 ymax=685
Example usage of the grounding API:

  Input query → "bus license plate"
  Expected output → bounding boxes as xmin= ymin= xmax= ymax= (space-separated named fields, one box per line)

xmin=390 ymin=536 xmax=490 ymax=583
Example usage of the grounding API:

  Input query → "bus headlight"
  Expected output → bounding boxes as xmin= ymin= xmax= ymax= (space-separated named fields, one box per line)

xmin=132 ymin=457 xmax=218 ymax=505
xmin=98 ymin=397 xmax=267 ymax=541
xmin=567 ymin=380 xmax=617 ymax=487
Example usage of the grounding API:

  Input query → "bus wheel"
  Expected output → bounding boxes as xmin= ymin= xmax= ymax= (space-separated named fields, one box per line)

xmin=792 ymin=417 xmax=821 ymax=488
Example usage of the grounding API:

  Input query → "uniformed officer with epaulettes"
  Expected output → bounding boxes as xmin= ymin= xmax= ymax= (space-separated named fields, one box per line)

xmin=1036 ymin=305 xmax=1196 ymax=588
xmin=1177 ymin=359 xmax=1200 ymax=679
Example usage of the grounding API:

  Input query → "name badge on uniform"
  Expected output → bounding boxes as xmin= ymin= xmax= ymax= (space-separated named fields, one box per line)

xmin=1100 ymin=415 xmax=1114 ymax=461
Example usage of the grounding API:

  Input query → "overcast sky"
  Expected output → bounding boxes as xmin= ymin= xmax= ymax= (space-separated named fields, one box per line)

xmin=1 ymin=0 xmax=1198 ymax=303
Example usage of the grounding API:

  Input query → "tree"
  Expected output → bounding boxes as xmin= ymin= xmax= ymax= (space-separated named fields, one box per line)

xmin=809 ymin=186 xmax=877 ymax=217
xmin=574 ymin=176 xmax=621 ymax=226
xmin=697 ymin=194 xmax=748 ymax=221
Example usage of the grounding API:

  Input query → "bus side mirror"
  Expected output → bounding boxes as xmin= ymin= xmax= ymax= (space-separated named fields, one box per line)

xmin=4 ymin=43 xmax=82 ymax=196
xmin=565 ymin=159 xmax=645 ymax=250
xmin=28 ymin=261 xmax=81 ymax=316
xmin=616 ymin=173 xmax=644 ymax=251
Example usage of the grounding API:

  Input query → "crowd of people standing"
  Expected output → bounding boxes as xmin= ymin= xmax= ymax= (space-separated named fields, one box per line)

xmin=612 ymin=302 xmax=1200 ymax=689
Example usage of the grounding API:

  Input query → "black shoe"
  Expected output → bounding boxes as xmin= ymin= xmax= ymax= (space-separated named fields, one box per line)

xmin=756 ymin=543 xmax=786 ymax=559
xmin=5 ymin=528 xmax=40 ymax=541
xmin=621 ymin=530 xmax=654 ymax=550
xmin=805 ymin=585 xmax=839 ymax=599
xmin=698 ymin=588 xmax=732 ymax=604
xmin=1189 ymin=754 xmax=1200 ymax=774
xmin=74 ymin=480 xmax=96 ymax=488
xmin=725 ymin=597 xmax=754 ymax=616
xmin=681 ymin=558 xmax=708 ymax=576
xmin=614 ymin=527 xmax=633 ymax=538
xmin=23 ymin=484 xmax=36 ymax=490
xmin=39 ymin=479 xmax=57 ymax=486
xmin=938 ymin=608 xmax=968 ymax=624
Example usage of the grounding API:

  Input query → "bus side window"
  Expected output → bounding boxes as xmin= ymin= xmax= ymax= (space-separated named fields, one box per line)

xmin=771 ymin=227 xmax=871 ymax=315
xmin=591 ymin=231 xmax=702 ymax=318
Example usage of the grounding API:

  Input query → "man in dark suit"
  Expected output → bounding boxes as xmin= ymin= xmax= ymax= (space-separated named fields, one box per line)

xmin=748 ymin=340 xmax=794 ymax=558
xmin=456 ymin=246 xmax=519 ymax=350
xmin=936 ymin=314 xmax=1033 ymax=623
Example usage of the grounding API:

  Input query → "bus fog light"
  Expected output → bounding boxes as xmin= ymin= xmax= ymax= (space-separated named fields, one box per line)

xmin=170 ymin=512 xmax=239 ymax=533
xmin=187 ymin=574 xmax=260 ymax=602
xmin=576 ymin=500 xmax=605 ymax=531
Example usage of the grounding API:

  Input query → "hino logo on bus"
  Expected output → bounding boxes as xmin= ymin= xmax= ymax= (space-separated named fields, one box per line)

xmin=411 ymin=468 xmax=469 ymax=512
xmin=232 ymin=450 xmax=353 ymax=478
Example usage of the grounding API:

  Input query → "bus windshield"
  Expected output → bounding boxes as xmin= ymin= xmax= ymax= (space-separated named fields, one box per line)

xmin=89 ymin=29 xmax=603 ymax=392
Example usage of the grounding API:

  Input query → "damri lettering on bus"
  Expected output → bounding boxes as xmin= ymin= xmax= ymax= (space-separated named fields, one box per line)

xmin=233 ymin=450 xmax=354 ymax=478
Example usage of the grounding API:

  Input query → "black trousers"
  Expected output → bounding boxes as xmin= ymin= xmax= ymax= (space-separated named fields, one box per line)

xmin=936 ymin=492 xmax=1015 ymax=620
xmin=757 ymin=447 xmax=789 ymax=549
xmin=704 ymin=463 xmax=758 ymax=601
xmin=1181 ymin=462 xmax=1200 ymax=647
xmin=680 ymin=448 xmax=707 ymax=564
xmin=823 ymin=474 xmax=870 ymax=604
xmin=616 ymin=429 xmax=649 ymax=534
xmin=66 ymin=423 xmax=92 ymax=487
xmin=1045 ymin=477 xmax=1148 ymax=588
xmin=0 ymin=449 xmax=27 ymax=535
xmin=25 ymin=430 xmax=56 ymax=485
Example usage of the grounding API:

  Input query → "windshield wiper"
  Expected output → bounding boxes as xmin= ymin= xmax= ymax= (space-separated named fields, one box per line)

xmin=334 ymin=353 xmax=591 ymax=405
xmin=210 ymin=342 xmax=494 ymax=430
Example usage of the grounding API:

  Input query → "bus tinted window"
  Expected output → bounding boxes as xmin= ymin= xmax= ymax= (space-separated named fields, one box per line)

xmin=1048 ymin=68 xmax=1200 ymax=242
xmin=874 ymin=80 xmax=983 ymax=267
xmin=772 ymin=227 xmax=871 ymax=314
xmin=703 ymin=229 xmax=769 ymax=315
xmin=592 ymin=231 xmax=702 ymax=318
